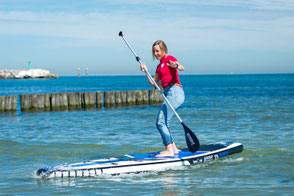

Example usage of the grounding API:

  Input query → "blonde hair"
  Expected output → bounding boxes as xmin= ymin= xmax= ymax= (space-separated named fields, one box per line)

xmin=152 ymin=40 xmax=168 ymax=60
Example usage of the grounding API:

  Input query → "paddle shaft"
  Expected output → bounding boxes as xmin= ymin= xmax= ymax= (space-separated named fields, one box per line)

xmin=119 ymin=33 xmax=183 ymax=123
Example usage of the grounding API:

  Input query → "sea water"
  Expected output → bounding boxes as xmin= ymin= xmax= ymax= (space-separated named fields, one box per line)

xmin=0 ymin=74 xmax=293 ymax=195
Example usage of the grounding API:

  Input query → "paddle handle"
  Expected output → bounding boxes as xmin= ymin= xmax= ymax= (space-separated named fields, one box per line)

xmin=119 ymin=31 xmax=183 ymax=123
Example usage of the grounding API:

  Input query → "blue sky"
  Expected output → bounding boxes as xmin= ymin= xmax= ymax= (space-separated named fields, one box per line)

xmin=0 ymin=0 xmax=293 ymax=76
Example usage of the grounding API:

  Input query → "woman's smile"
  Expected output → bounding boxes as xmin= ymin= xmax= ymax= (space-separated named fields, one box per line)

xmin=153 ymin=45 xmax=165 ymax=60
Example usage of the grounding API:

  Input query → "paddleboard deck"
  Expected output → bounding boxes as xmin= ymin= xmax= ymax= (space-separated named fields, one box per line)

xmin=36 ymin=142 xmax=243 ymax=178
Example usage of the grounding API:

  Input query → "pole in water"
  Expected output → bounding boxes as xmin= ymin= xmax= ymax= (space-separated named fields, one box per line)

xmin=86 ymin=68 xmax=88 ymax=78
xmin=78 ymin=68 xmax=80 ymax=78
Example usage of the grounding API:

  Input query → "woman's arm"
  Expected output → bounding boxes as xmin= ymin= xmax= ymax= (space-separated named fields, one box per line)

xmin=140 ymin=64 xmax=160 ymax=87
xmin=167 ymin=60 xmax=184 ymax=71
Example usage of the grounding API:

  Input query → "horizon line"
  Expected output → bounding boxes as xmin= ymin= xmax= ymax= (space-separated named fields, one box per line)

xmin=58 ymin=72 xmax=294 ymax=77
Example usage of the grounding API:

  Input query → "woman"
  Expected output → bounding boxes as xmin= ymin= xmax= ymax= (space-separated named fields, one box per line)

xmin=140 ymin=40 xmax=185 ymax=157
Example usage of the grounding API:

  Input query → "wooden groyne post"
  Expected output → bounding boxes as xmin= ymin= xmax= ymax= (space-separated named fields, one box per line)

xmin=67 ymin=92 xmax=82 ymax=109
xmin=104 ymin=91 xmax=115 ymax=108
xmin=135 ymin=90 xmax=149 ymax=105
xmin=96 ymin=91 xmax=103 ymax=108
xmin=115 ymin=91 xmax=127 ymax=107
xmin=0 ymin=95 xmax=17 ymax=112
xmin=50 ymin=93 xmax=68 ymax=110
xmin=84 ymin=92 xmax=95 ymax=109
xmin=19 ymin=94 xmax=31 ymax=111
xmin=126 ymin=91 xmax=136 ymax=106
xmin=31 ymin=94 xmax=45 ymax=111
xmin=149 ymin=89 xmax=163 ymax=105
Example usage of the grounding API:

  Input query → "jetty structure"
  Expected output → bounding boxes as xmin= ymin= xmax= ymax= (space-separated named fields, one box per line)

xmin=0 ymin=69 xmax=58 ymax=79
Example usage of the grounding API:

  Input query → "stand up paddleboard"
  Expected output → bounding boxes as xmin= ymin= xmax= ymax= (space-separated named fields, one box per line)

xmin=36 ymin=142 xmax=243 ymax=178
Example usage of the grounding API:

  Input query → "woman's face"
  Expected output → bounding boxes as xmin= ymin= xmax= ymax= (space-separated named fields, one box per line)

xmin=153 ymin=45 xmax=165 ymax=60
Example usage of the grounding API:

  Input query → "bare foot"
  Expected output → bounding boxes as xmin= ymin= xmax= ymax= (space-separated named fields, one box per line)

xmin=172 ymin=143 xmax=180 ymax=154
xmin=156 ymin=151 xmax=175 ymax=157
xmin=173 ymin=148 xmax=180 ymax=154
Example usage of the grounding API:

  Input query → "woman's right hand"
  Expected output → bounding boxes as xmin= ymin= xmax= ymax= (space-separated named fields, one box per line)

xmin=140 ymin=64 xmax=147 ymax=72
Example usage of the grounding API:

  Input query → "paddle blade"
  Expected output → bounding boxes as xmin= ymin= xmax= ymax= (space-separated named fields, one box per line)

xmin=182 ymin=122 xmax=200 ymax=153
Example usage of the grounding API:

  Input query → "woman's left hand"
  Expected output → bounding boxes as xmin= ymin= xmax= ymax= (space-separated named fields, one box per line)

xmin=167 ymin=60 xmax=178 ymax=69
xmin=167 ymin=60 xmax=184 ymax=71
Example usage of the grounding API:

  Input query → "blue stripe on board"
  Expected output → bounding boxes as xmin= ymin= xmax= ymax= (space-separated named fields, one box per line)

xmin=66 ymin=151 xmax=207 ymax=168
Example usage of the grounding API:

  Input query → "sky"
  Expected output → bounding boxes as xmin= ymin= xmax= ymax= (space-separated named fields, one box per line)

xmin=0 ymin=0 xmax=293 ymax=76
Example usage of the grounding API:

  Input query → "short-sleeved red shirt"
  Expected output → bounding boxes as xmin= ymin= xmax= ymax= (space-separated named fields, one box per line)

xmin=155 ymin=55 xmax=181 ymax=89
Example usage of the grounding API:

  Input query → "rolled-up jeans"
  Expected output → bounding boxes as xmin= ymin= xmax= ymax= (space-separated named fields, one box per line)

xmin=156 ymin=85 xmax=185 ymax=146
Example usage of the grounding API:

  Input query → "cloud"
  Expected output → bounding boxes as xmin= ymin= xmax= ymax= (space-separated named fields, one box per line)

xmin=0 ymin=0 xmax=293 ymax=52
xmin=0 ymin=11 xmax=117 ymax=41
xmin=191 ymin=0 xmax=294 ymax=11
xmin=110 ymin=0 xmax=294 ymax=11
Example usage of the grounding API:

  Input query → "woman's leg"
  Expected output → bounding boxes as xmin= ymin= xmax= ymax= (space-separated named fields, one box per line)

xmin=155 ymin=86 xmax=185 ymax=156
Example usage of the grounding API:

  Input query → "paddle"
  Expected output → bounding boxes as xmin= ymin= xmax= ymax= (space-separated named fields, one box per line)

xmin=119 ymin=31 xmax=200 ymax=153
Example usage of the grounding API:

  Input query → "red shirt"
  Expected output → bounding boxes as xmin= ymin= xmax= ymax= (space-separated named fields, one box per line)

xmin=155 ymin=55 xmax=181 ymax=89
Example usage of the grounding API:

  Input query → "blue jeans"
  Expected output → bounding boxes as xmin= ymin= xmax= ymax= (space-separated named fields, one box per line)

xmin=156 ymin=85 xmax=185 ymax=146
